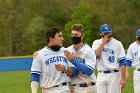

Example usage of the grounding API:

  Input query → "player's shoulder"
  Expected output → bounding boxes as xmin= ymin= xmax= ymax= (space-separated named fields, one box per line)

xmin=129 ymin=41 xmax=137 ymax=48
xmin=32 ymin=47 xmax=46 ymax=59
xmin=111 ymin=38 xmax=123 ymax=45
xmin=92 ymin=39 xmax=102 ymax=48
xmin=93 ymin=39 xmax=101 ymax=43
xmin=82 ymin=43 xmax=91 ymax=50
xmin=59 ymin=47 xmax=67 ymax=51
xmin=80 ymin=44 xmax=93 ymax=54
xmin=66 ymin=45 xmax=73 ymax=50
xmin=39 ymin=46 xmax=48 ymax=53
xmin=67 ymin=45 xmax=73 ymax=48
xmin=38 ymin=46 xmax=55 ymax=55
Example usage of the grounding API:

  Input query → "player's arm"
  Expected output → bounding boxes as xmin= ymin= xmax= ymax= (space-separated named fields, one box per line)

xmin=126 ymin=66 xmax=130 ymax=80
xmin=31 ymin=73 xmax=40 ymax=93
xmin=117 ymin=42 xmax=127 ymax=89
xmin=66 ymin=66 xmax=78 ymax=76
xmin=119 ymin=59 xmax=126 ymax=89
xmin=95 ymin=35 xmax=109 ymax=57
xmin=70 ymin=58 xmax=93 ymax=76
xmin=125 ymin=60 xmax=132 ymax=80
xmin=64 ymin=50 xmax=93 ymax=76
xmin=31 ymin=52 xmax=42 ymax=93
xmin=125 ymin=46 xmax=133 ymax=80
xmin=55 ymin=64 xmax=78 ymax=76
xmin=33 ymin=50 xmax=40 ymax=59
xmin=63 ymin=65 xmax=78 ymax=76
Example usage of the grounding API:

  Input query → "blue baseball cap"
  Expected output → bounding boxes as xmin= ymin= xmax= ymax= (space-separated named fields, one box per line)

xmin=100 ymin=24 xmax=112 ymax=33
xmin=136 ymin=29 xmax=140 ymax=36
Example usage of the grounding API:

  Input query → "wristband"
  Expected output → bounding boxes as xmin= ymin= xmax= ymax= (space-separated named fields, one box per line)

xmin=63 ymin=66 xmax=67 ymax=72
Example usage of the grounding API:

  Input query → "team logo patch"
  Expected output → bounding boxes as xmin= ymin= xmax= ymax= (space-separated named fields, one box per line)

xmin=105 ymin=27 xmax=109 ymax=30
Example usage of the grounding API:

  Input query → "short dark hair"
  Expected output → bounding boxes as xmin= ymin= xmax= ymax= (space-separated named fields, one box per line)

xmin=46 ymin=27 xmax=61 ymax=42
xmin=71 ymin=24 xmax=84 ymax=33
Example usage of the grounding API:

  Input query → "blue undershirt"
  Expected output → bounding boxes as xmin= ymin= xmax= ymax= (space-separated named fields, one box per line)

xmin=125 ymin=60 xmax=132 ymax=67
xmin=119 ymin=59 xmax=126 ymax=67
xmin=70 ymin=58 xmax=93 ymax=76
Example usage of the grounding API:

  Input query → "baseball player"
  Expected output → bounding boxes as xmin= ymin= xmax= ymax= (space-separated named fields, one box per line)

xmin=92 ymin=24 xmax=126 ymax=93
xmin=64 ymin=24 xmax=97 ymax=93
xmin=126 ymin=29 xmax=140 ymax=93
xmin=30 ymin=27 xmax=78 ymax=93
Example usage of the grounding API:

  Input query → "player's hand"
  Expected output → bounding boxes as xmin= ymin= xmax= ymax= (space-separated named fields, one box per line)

xmin=33 ymin=50 xmax=39 ymax=59
xmin=120 ymin=79 xmax=126 ymax=89
xmin=55 ymin=64 xmax=64 ymax=72
xmin=64 ymin=50 xmax=81 ymax=61
xmin=101 ymin=35 xmax=110 ymax=45
xmin=64 ymin=50 xmax=75 ymax=60
xmin=126 ymin=72 xmax=130 ymax=80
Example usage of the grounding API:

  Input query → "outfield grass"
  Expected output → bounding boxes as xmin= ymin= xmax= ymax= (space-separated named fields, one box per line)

xmin=0 ymin=69 xmax=134 ymax=93
xmin=0 ymin=70 xmax=31 ymax=93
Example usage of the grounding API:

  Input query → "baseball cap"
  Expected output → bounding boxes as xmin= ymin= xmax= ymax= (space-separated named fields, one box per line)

xmin=100 ymin=24 xmax=112 ymax=33
xmin=135 ymin=29 xmax=140 ymax=35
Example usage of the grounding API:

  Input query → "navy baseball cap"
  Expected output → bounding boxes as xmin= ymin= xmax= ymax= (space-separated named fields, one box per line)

xmin=100 ymin=24 xmax=112 ymax=33
xmin=136 ymin=29 xmax=140 ymax=35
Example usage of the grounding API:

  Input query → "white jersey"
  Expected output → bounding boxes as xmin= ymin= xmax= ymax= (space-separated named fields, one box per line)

xmin=92 ymin=38 xmax=125 ymax=71
xmin=67 ymin=43 xmax=96 ymax=84
xmin=126 ymin=41 xmax=140 ymax=67
xmin=31 ymin=46 xmax=74 ymax=88
xmin=126 ymin=41 xmax=140 ymax=76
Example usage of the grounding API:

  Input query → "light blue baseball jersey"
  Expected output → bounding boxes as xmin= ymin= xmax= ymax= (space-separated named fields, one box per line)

xmin=67 ymin=43 xmax=96 ymax=84
xmin=92 ymin=38 xmax=126 ymax=71
xmin=126 ymin=41 xmax=140 ymax=77
xmin=31 ymin=46 xmax=75 ymax=88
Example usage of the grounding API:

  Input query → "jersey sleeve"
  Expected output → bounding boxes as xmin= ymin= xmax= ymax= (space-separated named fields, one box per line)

xmin=84 ymin=49 xmax=96 ymax=70
xmin=67 ymin=58 xmax=76 ymax=68
xmin=126 ymin=45 xmax=133 ymax=62
xmin=31 ymin=54 xmax=42 ymax=75
xmin=92 ymin=40 xmax=99 ymax=51
xmin=126 ymin=45 xmax=133 ymax=66
xmin=117 ymin=42 xmax=126 ymax=61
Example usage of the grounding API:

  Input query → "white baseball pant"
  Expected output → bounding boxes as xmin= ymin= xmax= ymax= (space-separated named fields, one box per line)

xmin=42 ymin=85 xmax=70 ymax=93
xmin=134 ymin=73 xmax=140 ymax=93
xmin=97 ymin=72 xmax=121 ymax=93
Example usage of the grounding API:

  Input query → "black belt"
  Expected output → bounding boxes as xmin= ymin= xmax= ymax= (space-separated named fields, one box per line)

xmin=134 ymin=68 xmax=140 ymax=71
xmin=54 ymin=82 xmax=67 ymax=87
xmin=99 ymin=70 xmax=119 ymax=74
xmin=72 ymin=82 xmax=95 ymax=87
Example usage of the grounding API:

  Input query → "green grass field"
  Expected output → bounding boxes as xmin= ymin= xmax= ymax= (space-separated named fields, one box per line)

xmin=0 ymin=69 xmax=134 ymax=93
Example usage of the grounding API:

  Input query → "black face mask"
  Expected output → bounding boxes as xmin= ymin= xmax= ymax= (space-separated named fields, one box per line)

xmin=49 ymin=45 xmax=61 ymax=51
xmin=72 ymin=36 xmax=81 ymax=44
xmin=137 ymin=37 xmax=140 ymax=41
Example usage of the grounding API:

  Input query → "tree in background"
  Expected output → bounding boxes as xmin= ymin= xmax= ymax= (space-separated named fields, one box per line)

xmin=0 ymin=0 xmax=140 ymax=56
xmin=64 ymin=1 xmax=100 ymax=47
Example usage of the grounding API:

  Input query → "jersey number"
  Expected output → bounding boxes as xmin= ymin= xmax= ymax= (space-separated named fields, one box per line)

xmin=108 ymin=56 xmax=115 ymax=63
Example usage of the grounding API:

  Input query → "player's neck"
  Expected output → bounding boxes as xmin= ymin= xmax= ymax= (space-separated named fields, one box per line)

xmin=73 ymin=42 xmax=84 ymax=49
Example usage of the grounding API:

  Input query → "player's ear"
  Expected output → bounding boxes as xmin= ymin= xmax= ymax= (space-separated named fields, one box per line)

xmin=49 ymin=37 xmax=55 ymax=41
xmin=109 ymin=32 xmax=112 ymax=35
xmin=99 ymin=32 xmax=102 ymax=36
xmin=81 ymin=34 xmax=84 ymax=38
